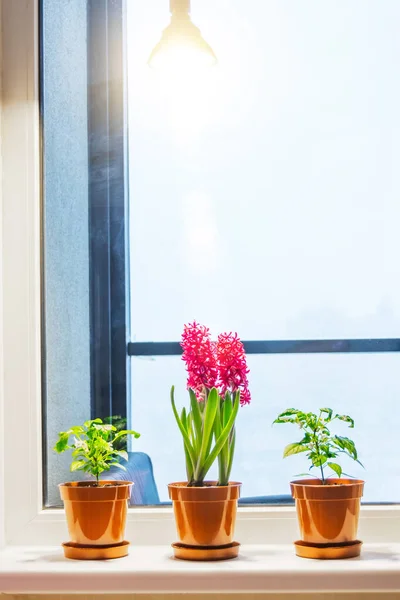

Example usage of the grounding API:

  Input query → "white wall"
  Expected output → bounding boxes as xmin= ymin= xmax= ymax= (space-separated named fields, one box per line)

xmin=0 ymin=0 xmax=5 ymax=551
xmin=41 ymin=0 xmax=91 ymax=508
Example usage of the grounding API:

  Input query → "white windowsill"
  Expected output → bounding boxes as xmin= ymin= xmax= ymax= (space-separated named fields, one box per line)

xmin=1 ymin=543 xmax=400 ymax=594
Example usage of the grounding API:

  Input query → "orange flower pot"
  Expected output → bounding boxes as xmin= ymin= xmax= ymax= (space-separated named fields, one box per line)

xmin=168 ymin=481 xmax=241 ymax=548
xmin=290 ymin=478 xmax=364 ymax=545
xmin=59 ymin=481 xmax=132 ymax=547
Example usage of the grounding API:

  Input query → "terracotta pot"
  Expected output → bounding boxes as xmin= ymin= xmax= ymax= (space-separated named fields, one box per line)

xmin=59 ymin=481 xmax=132 ymax=546
xmin=168 ymin=481 xmax=241 ymax=547
xmin=290 ymin=478 xmax=364 ymax=545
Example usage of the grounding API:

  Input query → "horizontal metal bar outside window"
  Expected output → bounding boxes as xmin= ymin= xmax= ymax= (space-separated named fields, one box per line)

xmin=128 ymin=338 xmax=400 ymax=356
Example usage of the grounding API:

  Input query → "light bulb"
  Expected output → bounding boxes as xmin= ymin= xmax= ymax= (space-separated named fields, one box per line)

xmin=148 ymin=1 xmax=217 ymax=71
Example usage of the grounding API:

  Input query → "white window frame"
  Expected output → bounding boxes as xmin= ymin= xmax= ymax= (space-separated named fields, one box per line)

xmin=1 ymin=0 xmax=400 ymax=548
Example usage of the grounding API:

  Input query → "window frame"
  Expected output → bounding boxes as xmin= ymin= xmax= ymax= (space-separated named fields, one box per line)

xmin=128 ymin=339 xmax=400 ymax=356
xmin=1 ymin=0 xmax=400 ymax=548
xmin=87 ymin=0 xmax=130 ymax=422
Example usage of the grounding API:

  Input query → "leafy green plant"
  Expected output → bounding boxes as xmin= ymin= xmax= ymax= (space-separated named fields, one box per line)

xmin=273 ymin=408 xmax=363 ymax=484
xmin=54 ymin=418 xmax=140 ymax=484
xmin=171 ymin=386 xmax=239 ymax=486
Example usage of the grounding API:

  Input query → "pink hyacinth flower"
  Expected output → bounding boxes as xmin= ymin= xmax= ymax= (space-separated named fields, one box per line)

xmin=217 ymin=332 xmax=251 ymax=406
xmin=180 ymin=321 xmax=218 ymax=400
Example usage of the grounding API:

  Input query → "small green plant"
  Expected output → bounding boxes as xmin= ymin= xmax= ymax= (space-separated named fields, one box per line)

xmin=273 ymin=408 xmax=363 ymax=484
xmin=54 ymin=418 xmax=140 ymax=484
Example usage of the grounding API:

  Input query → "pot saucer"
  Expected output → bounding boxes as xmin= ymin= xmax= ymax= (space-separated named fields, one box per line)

xmin=172 ymin=541 xmax=240 ymax=561
xmin=62 ymin=540 xmax=129 ymax=560
xmin=294 ymin=539 xmax=362 ymax=560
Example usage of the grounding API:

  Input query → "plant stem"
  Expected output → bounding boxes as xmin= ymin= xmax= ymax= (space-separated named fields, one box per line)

xmin=313 ymin=437 xmax=325 ymax=483
xmin=319 ymin=459 xmax=325 ymax=484
xmin=314 ymin=411 xmax=325 ymax=484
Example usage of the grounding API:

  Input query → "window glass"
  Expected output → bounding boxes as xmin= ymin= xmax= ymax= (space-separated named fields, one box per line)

xmin=131 ymin=353 xmax=400 ymax=503
xmin=127 ymin=0 xmax=400 ymax=503
xmin=128 ymin=0 xmax=400 ymax=342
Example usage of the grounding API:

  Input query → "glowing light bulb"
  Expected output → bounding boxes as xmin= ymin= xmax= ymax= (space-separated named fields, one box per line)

xmin=148 ymin=0 xmax=217 ymax=72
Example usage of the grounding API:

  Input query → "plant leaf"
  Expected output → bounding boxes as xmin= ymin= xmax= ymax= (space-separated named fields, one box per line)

xmin=108 ymin=462 xmax=126 ymax=470
xmin=283 ymin=443 xmax=308 ymax=458
xmin=183 ymin=439 xmax=194 ymax=482
xmin=342 ymin=471 xmax=356 ymax=478
xmin=336 ymin=414 xmax=354 ymax=428
xmin=225 ymin=427 xmax=236 ymax=484
xmin=195 ymin=387 xmax=218 ymax=479
xmin=200 ymin=392 xmax=240 ymax=479
xmin=311 ymin=454 xmax=327 ymax=467
xmin=70 ymin=460 xmax=86 ymax=472
xmin=181 ymin=407 xmax=188 ymax=431
xmin=170 ymin=386 xmax=196 ymax=473
xmin=272 ymin=416 xmax=297 ymax=424
xmin=113 ymin=429 xmax=140 ymax=441
xmin=54 ymin=432 xmax=70 ymax=453
xmin=327 ymin=462 xmax=342 ymax=477
xmin=218 ymin=396 xmax=233 ymax=485
xmin=114 ymin=450 xmax=128 ymax=462
xmin=276 ymin=408 xmax=300 ymax=417
xmin=189 ymin=389 xmax=202 ymax=435
xmin=333 ymin=435 xmax=358 ymax=459
xmin=84 ymin=418 xmax=102 ymax=428
xmin=320 ymin=408 xmax=333 ymax=421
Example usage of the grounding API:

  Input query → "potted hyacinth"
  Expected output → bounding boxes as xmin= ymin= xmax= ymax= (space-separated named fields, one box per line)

xmin=169 ymin=322 xmax=251 ymax=561
xmin=273 ymin=408 xmax=365 ymax=559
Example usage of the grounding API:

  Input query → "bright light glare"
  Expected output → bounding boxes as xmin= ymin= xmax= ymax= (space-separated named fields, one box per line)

xmin=128 ymin=0 xmax=265 ymax=143
xmin=155 ymin=66 xmax=217 ymax=142
xmin=146 ymin=25 xmax=219 ymax=141
xmin=147 ymin=12 xmax=217 ymax=72
xmin=148 ymin=42 xmax=216 ymax=72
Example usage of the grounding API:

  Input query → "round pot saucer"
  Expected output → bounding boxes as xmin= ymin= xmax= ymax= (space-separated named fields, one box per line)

xmin=62 ymin=540 xmax=129 ymax=560
xmin=172 ymin=541 xmax=240 ymax=561
xmin=294 ymin=539 xmax=362 ymax=560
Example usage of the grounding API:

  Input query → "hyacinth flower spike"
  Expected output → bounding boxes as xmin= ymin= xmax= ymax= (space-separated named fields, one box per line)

xmin=171 ymin=322 xmax=251 ymax=487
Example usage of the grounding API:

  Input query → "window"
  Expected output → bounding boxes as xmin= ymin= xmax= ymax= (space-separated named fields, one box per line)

xmin=40 ymin=0 xmax=400 ymax=508
xmin=127 ymin=0 xmax=400 ymax=503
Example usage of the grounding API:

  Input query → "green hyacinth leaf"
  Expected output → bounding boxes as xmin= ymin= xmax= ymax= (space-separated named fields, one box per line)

xmin=170 ymin=386 xmax=196 ymax=472
xmin=225 ymin=427 xmax=236 ymax=485
xmin=195 ymin=387 xmax=218 ymax=479
xmin=200 ymin=392 xmax=239 ymax=479
xmin=189 ymin=388 xmax=202 ymax=450
xmin=222 ymin=395 xmax=233 ymax=427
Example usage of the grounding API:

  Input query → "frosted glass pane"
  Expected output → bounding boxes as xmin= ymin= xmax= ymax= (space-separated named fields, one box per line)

xmin=130 ymin=352 xmax=400 ymax=503
xmin=128 ymin=1 xmax=400 ymax=341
